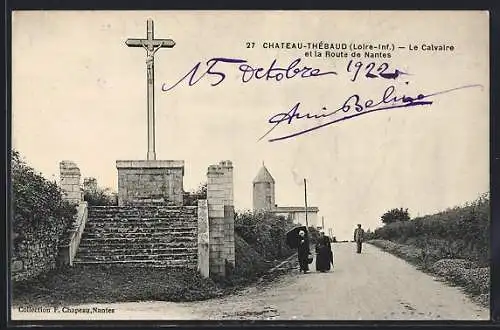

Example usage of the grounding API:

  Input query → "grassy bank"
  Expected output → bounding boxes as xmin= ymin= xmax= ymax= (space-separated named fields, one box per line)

xmin=12 ymin=233 xmax=295 ymax=307
xmin=12 ymin=266 xmax=223 ymax=306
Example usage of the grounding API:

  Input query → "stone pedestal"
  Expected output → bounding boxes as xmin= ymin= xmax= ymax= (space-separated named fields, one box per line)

xmin=116 ymin=160 xmax=184 ymax=206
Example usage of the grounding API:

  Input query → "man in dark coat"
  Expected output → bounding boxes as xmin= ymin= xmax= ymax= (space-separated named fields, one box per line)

xmin=315 ymin=231 xmax=333 ymax=272
xmin=297 ymin=230 xmax=310 ymax=273
xmin=354 ymin=224 xmax=365 ymax=253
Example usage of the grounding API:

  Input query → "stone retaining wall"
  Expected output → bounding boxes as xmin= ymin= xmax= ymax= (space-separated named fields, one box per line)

xmin=11 ymin=220 xmax=67 ymax=282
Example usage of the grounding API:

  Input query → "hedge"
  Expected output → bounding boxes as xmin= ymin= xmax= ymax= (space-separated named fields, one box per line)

xmin=371 ymin=194 xmax=489 ymax=266
xmin=11 ymin=150 xmax=77 ymax=281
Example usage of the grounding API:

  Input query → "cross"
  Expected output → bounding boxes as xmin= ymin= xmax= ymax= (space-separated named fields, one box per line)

xmin=126 ymin=19 xmax=175 ymax=161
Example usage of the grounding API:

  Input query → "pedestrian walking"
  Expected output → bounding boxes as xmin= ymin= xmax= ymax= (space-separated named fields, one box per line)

xmin=297 ymin=230 xmax=310 ymax=273
xmin=354 ymin=224 xmax=365 ymax=253
xmin=315 ymin=231 xmax=334 ymax=272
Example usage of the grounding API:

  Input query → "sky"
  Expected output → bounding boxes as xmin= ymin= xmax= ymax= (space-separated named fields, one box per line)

xmin=12 ymin=11 xmax=489 ymax=240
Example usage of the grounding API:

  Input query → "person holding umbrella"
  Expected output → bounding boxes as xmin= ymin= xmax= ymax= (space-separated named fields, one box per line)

xmin=297 ymin=230 xmax=310 ymax=273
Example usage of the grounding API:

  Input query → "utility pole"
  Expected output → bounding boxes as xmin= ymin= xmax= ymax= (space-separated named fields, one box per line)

xmin=304 ymin=178 xmax=308 ymax=229
xmin=322 ymin=216 xmax=324 ymax=230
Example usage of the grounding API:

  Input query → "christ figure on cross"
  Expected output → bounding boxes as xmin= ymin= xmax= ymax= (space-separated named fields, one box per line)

xmin=126 ymin=19 xmax=175 ymax=161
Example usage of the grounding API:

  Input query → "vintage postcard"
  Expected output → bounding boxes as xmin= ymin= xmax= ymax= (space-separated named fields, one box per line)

xmin=10 ymin=10 xmax=490 ymax=321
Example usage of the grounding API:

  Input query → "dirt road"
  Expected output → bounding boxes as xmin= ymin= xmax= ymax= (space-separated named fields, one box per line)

xmin=11 ymin=243 xmax=489 ymax=321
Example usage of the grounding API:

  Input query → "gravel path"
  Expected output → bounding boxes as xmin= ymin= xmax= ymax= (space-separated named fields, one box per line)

xmin=11 ymin=243 xmax=489 ymax=321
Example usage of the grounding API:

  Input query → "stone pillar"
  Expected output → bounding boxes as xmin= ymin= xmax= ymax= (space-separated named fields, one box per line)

xmin=59 ymin=161 xmax=83 ymax=204
xmin=207 ymin=160 xmax=234 ymax=277
xmin=197 ymin=199 xmax=210 ymax=278
xmin=221 ymin=161 xmax=235 ymax=268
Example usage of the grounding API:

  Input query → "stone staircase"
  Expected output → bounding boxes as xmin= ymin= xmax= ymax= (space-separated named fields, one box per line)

xmin=73 ymin=206 xmax=198 ymax=268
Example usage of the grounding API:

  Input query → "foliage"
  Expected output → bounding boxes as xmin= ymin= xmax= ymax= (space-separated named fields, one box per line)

xmin=371 ymin=194 xmax=490 ymax=265
xmin=11 ymin=150 xmax=76 ymax=239
xmin=381 ymin=207 xmax=410 ymax=225
xmin=211 ymin=233 xmax=270 ymax=287
xmin=183 ymin=182 xmax=207 ymax=206
xmin=307 ymin=226 xmax=321 ymax=245
xmin=234 ymin=210 xmax=295 ymax=261
xmin=83 ymin=177 xmax=117 ymax=206
xmin=364 ymin=228 xmax=376 ymax=241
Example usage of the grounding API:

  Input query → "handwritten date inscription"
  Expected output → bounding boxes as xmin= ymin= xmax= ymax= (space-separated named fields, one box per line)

xmin=162 ymin=57 xmax=405 ymax=92
xmin=347 ymin=60 xmax=407 ymax=82
xmin=161 ymin=57 xmax=337 ymax=92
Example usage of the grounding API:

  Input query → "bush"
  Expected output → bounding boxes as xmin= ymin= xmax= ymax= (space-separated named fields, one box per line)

xmin=183 ymin=182 xmax=207 ymax=206
xmin=234 ymin=210 xmax=295 ymax=261
xmin=11 ymin=150 xmax=77 ymax=281
xmin=212 ymin=233 xmax=270 ymax=287
xmin=11 ymin=150 xmax=76 ymax=243
xmin=306 ymin=226 xmax=321 ymax=245
xmin=372 ymin=194 xmax=489 ymax=265
xmin=83 ymin=177 xmax=117 ymax=206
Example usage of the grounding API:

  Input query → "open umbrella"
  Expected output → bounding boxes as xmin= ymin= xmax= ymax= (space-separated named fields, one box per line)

xmin=286 ymin=225 xmax=307 ymax=249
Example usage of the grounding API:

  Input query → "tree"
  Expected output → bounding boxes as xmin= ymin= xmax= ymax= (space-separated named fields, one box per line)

xmin=381 ymin=208 xmax=410 ymax=225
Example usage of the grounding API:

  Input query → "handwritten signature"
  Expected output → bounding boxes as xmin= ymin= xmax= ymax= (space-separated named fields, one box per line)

xmin=161 ymin=57 xmax=337 ymax=92
xmin=260 ymin=84 xmax=483 ymax=142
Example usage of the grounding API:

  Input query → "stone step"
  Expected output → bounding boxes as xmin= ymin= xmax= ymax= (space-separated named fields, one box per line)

xmin=82 ymin=226 xmax=197 ymax=233
xmin=88 ymin=207 xmax=197 ymax=216
xmin=87 ymin=212 xmax=197 ymax=216
xmin=78 ymin=242 xmax=196 ymax=249
xmin=72 ymin=259 xmax=194 ymax=267
xmin=89 ymin=206 xmax=197 ymax=209
xmin=79 ymin=237 xmax=197 ymax=244
xmin=74 ymin=253 xmax=197 ymax=262
xmin=77 ymin=246 xmax=197 ymax=254
xmin=86 ymin=219 xmax=197 ymax=225
xmin=81 ymin=231 xmax=196 ymax=238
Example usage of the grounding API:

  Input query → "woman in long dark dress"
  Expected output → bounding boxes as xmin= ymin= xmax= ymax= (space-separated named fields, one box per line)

xmin=315 ymin=231 xmax=333 ymax=272
xmin=297 ymin=230 xmax=310 ymax=273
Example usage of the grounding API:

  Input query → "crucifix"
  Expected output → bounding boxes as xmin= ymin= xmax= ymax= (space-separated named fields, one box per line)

xmin=126 ymin=19 xmax=175 ymax=161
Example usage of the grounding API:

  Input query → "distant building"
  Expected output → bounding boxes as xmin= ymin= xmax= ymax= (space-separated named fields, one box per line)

xmin=252 ymin=163 xmax=319 ymax=227
xmin=252 ymin=164 xmax=276 ymax=211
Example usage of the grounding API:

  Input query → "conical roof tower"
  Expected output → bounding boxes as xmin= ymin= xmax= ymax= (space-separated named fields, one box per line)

xmin=253 ymin=162 xmax=275 ymax=184
xmin=253 ymin=162 xmax=275 ymax=211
